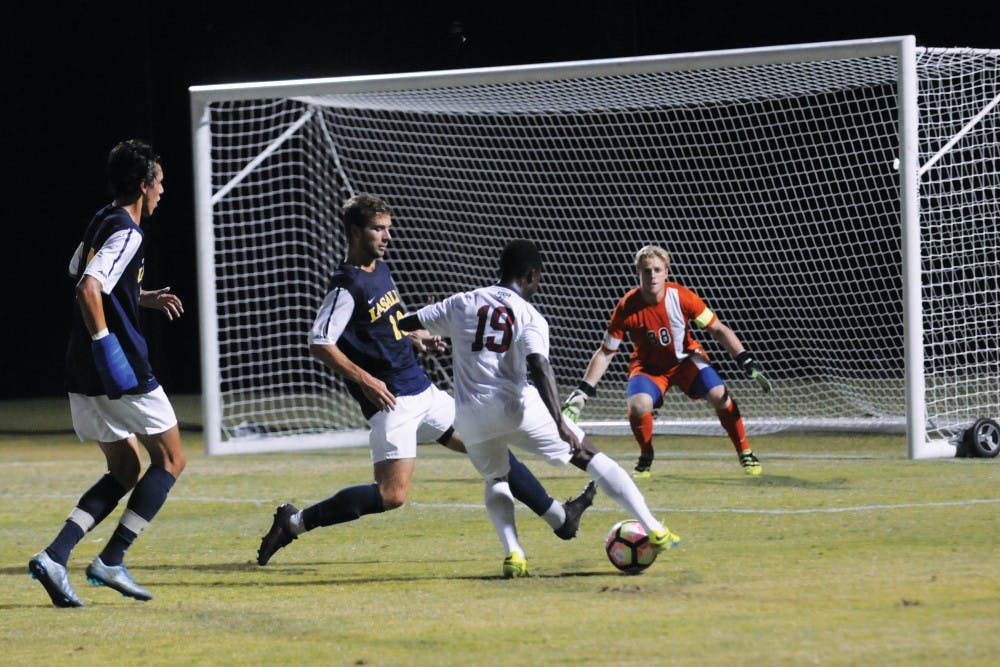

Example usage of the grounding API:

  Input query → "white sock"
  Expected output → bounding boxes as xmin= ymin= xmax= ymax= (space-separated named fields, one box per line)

xmin=484 ymin=479 xmax=522 ymax=556
xmin=540 ymin=500 xmax=566 ymax=530
xmin=586 ymin=452 xmax=664 ymax=534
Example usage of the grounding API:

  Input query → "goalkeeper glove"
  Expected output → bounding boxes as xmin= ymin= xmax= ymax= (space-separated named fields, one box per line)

xmin=562 ymin=381 xmax=596 ymax=423
xmin=91 ymin=333 xmax=139 ymax=399
xmin=735 ymin=351 xmax=772 ymax=394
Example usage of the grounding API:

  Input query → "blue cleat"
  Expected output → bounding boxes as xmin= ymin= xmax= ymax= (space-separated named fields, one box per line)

xmin=29 ymin=550 xmax=84 ymax=608
xmin=86 ymin=556 xmax=152 ymax=601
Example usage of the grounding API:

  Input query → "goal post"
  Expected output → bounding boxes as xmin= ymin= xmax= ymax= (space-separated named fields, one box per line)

xmin=190 ymin=36 xmax=1000 ymax=458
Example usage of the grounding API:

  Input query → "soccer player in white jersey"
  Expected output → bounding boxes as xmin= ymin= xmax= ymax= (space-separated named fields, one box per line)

xmin=29 ymin=140 xmax=186 ymax=607
xmin=399 ymin=240 xmax=680 ymax=577
xmin=256 ymin=195 xmax=595 ymax=566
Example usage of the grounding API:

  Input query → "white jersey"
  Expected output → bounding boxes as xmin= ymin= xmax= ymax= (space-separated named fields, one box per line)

xmin=416 ymin=283 xmax=550 ymax=442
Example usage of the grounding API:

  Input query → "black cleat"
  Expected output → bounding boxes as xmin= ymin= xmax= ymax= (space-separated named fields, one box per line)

xmin=257 ymin=503 xmax=299 ymax=565
xmin=554 ymin=480 xmax=598 ymax=540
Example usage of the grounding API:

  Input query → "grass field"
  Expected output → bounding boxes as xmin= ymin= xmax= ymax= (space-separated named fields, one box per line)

xmin=1 ymin=398 xmax=998 ymax=666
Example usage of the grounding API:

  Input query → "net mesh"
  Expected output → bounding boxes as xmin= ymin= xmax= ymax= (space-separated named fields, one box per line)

xmin=197 ymin=43 xmax=1000 ymax=452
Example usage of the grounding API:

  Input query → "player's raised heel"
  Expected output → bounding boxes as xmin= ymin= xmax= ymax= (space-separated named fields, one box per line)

xmin=739 ymin=450 xmax=762 ymax=476
xmin=502 ymin=551 xmax=529 ymax=578
xmin=28 ymin=550 xmax=84 ymax=608
xmin=554 ymin=480 xmax=598 ymax=540
xmin=86 ymin=556 xmax=152 ymax=601
xmin=648 ymin=527 xmax=682 ymax=552
xmin=257 ymin=503 xmax=299 ymax=565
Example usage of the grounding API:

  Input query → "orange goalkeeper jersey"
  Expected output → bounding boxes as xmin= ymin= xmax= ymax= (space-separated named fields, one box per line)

xmin=601 ymin=282 xmax=717 ymax=376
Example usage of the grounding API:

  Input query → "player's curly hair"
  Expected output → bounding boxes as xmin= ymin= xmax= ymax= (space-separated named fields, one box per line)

xmin=634 ymin=245 xmax=671 ymax=270
xmin=107 ymin=139 xmax=160 ymax=203
xmin=342 ymin=193 xmax=391 ymax=237
xmin=499 ymin=239 xmax=543 ymax=281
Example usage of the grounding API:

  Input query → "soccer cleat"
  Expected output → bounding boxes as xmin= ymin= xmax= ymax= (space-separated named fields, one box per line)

xmin=28 ymin=550 xmax=84 ymax=608
xmin=739 ymin=450 xmax=763 ymax=476
xmin=554 ymin=480 xmax=598 ymax=540
xmin=86 ymin=556 xmax=152 ymax=601
xmin=502 ymin=551 xmax=529 ymax=578
xmin=257 ymin=503 xmax=299 ymax=566
xmin=648 ymin=527 xmax=682 ymax=552
xmin=632 ymin=456 xmax=653 ymax=479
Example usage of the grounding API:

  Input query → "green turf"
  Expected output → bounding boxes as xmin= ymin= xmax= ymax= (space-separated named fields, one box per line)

xmin=1 ymin=421 xmax=998 ymax=666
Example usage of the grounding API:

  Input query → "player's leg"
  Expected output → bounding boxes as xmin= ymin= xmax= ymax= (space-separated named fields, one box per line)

xmin=532 ymin=411 xmax=679 ymax=552
xmin=86 ymin=388 xmax=184 ymax=601
xmin=86 ymin=424 xmax=184 ymax=601
xmin=258 ymin=393 xmax=425 ymax=565
xmin=422 ymin=385 xmax=596 ymax=540
xmin=468 ymin=436 xmax=528 ymax=577
xmin=686 ymin=360 xmax=761 ymax=475
xmin=506 ymin=451 xmax=596 ymax=540
xmin=568 ymin=441 xmax=681 ymax=552
xmin=29 ymin=395 xmax=140 ymax=607
xmin=626 ymin=373 xmax=665 ymax=478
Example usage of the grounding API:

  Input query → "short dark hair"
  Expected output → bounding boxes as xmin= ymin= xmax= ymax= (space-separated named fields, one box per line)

xmin=342 ymin=194 xmax=391 ymax=237
xmin=107 ymin=139 xmax=159 ymax=202
xmin=499 ymin=239 xmax=543 ymax=282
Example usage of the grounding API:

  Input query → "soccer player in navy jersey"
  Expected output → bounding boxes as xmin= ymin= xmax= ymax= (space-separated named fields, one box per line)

xmin=28 ymin=140 xmax=186 ymax=607
xmin=256 ymin=194 xmax=595 ymax=565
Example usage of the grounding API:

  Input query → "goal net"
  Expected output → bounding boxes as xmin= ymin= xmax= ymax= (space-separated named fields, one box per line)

xmin=190 ymin=36 xmax=1000 ymax=457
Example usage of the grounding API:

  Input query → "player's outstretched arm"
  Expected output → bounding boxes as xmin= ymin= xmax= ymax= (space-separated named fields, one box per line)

xmin=706 ymin=319 xmax=772 ymax=393
xmin=562 ymin=346 xmax=614 ymax=422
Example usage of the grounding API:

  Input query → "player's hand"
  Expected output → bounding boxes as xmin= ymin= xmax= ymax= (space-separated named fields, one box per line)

xmin=140 ymin=287 xmax=184 ymax=320
xmin=360 ymin=373 xmax=396 ymax=411
xmin=91 ymin=333 xmax=139 ymax=399
xmin=736 ymin=351 xmax=772 ymax=394
xmin=561 ymin=381 xmax=596 ymax=423
xmin=557 ymin=420 xmax=582 ymax=453
xmin=408 ymin=331 xmax=447 ymax=354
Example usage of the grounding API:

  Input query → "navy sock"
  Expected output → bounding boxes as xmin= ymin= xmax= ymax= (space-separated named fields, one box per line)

xmin=99 ymin=465 xmax=176 ymax=566
xmin=301 ymin=483 xmax=385 ymax=530
xmin=47 ymin=474 xmax=128 ymax=566
xmin=507 ymin=450 xmax=554 ymax=517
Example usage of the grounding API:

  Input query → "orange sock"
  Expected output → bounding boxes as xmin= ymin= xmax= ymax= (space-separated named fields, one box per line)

xmin=628 ymin=410 xmax=655 ymax=459
xmin=716 ymin=399 xmax=750 ymax=454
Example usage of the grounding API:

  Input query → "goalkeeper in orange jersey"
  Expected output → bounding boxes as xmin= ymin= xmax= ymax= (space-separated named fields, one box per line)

xmin=562 ymin=245 xmax=772 ymax=477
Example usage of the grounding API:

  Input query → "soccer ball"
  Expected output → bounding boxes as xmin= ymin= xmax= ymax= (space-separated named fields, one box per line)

xmin=604 ymin=519 xmax=658 ymax=574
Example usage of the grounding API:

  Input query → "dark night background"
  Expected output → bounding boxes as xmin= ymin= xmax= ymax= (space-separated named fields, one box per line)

xmin=3 ymin=0 xmax=997 ymax=400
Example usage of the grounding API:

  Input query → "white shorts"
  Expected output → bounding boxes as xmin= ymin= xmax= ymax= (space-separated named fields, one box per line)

xmin=68 ymin=386 xmax=178 ymax=443
xmin=460 ymin=386 xmax=585 ymax=480
xmin=367 ymin=384 xmax=455 ymax=464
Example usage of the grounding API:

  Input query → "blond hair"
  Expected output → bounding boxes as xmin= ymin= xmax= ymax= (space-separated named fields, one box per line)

xmin=634 ymin=245 xmax=671 ymax=271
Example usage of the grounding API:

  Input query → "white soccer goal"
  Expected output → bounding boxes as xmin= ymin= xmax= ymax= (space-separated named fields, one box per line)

xmin=190 ymin=35 xmax=1000 ymax=458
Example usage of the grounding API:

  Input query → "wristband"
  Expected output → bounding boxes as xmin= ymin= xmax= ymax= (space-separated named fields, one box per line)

xmin=92 ymin=328 xmax=110 ymax=341
xmin=576 ymin=381 xmax=597 ymax=398
xmin=735 ymin=351 xmax=754 ymax=368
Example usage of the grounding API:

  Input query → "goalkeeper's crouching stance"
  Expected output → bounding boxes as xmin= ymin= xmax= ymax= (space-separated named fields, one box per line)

xmin=561 ymin=244 xmax=772 ymax=477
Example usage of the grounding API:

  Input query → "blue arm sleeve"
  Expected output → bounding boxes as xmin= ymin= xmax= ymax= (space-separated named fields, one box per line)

xmin=91 ymin=333 xmax=139 ymax=399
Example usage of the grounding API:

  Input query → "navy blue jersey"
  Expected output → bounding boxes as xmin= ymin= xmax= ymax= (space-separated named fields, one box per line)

xmin=64 ymin=204 xmax=159 ymax=396
xmin=311 ymin=260 xmax=429 ymax=418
